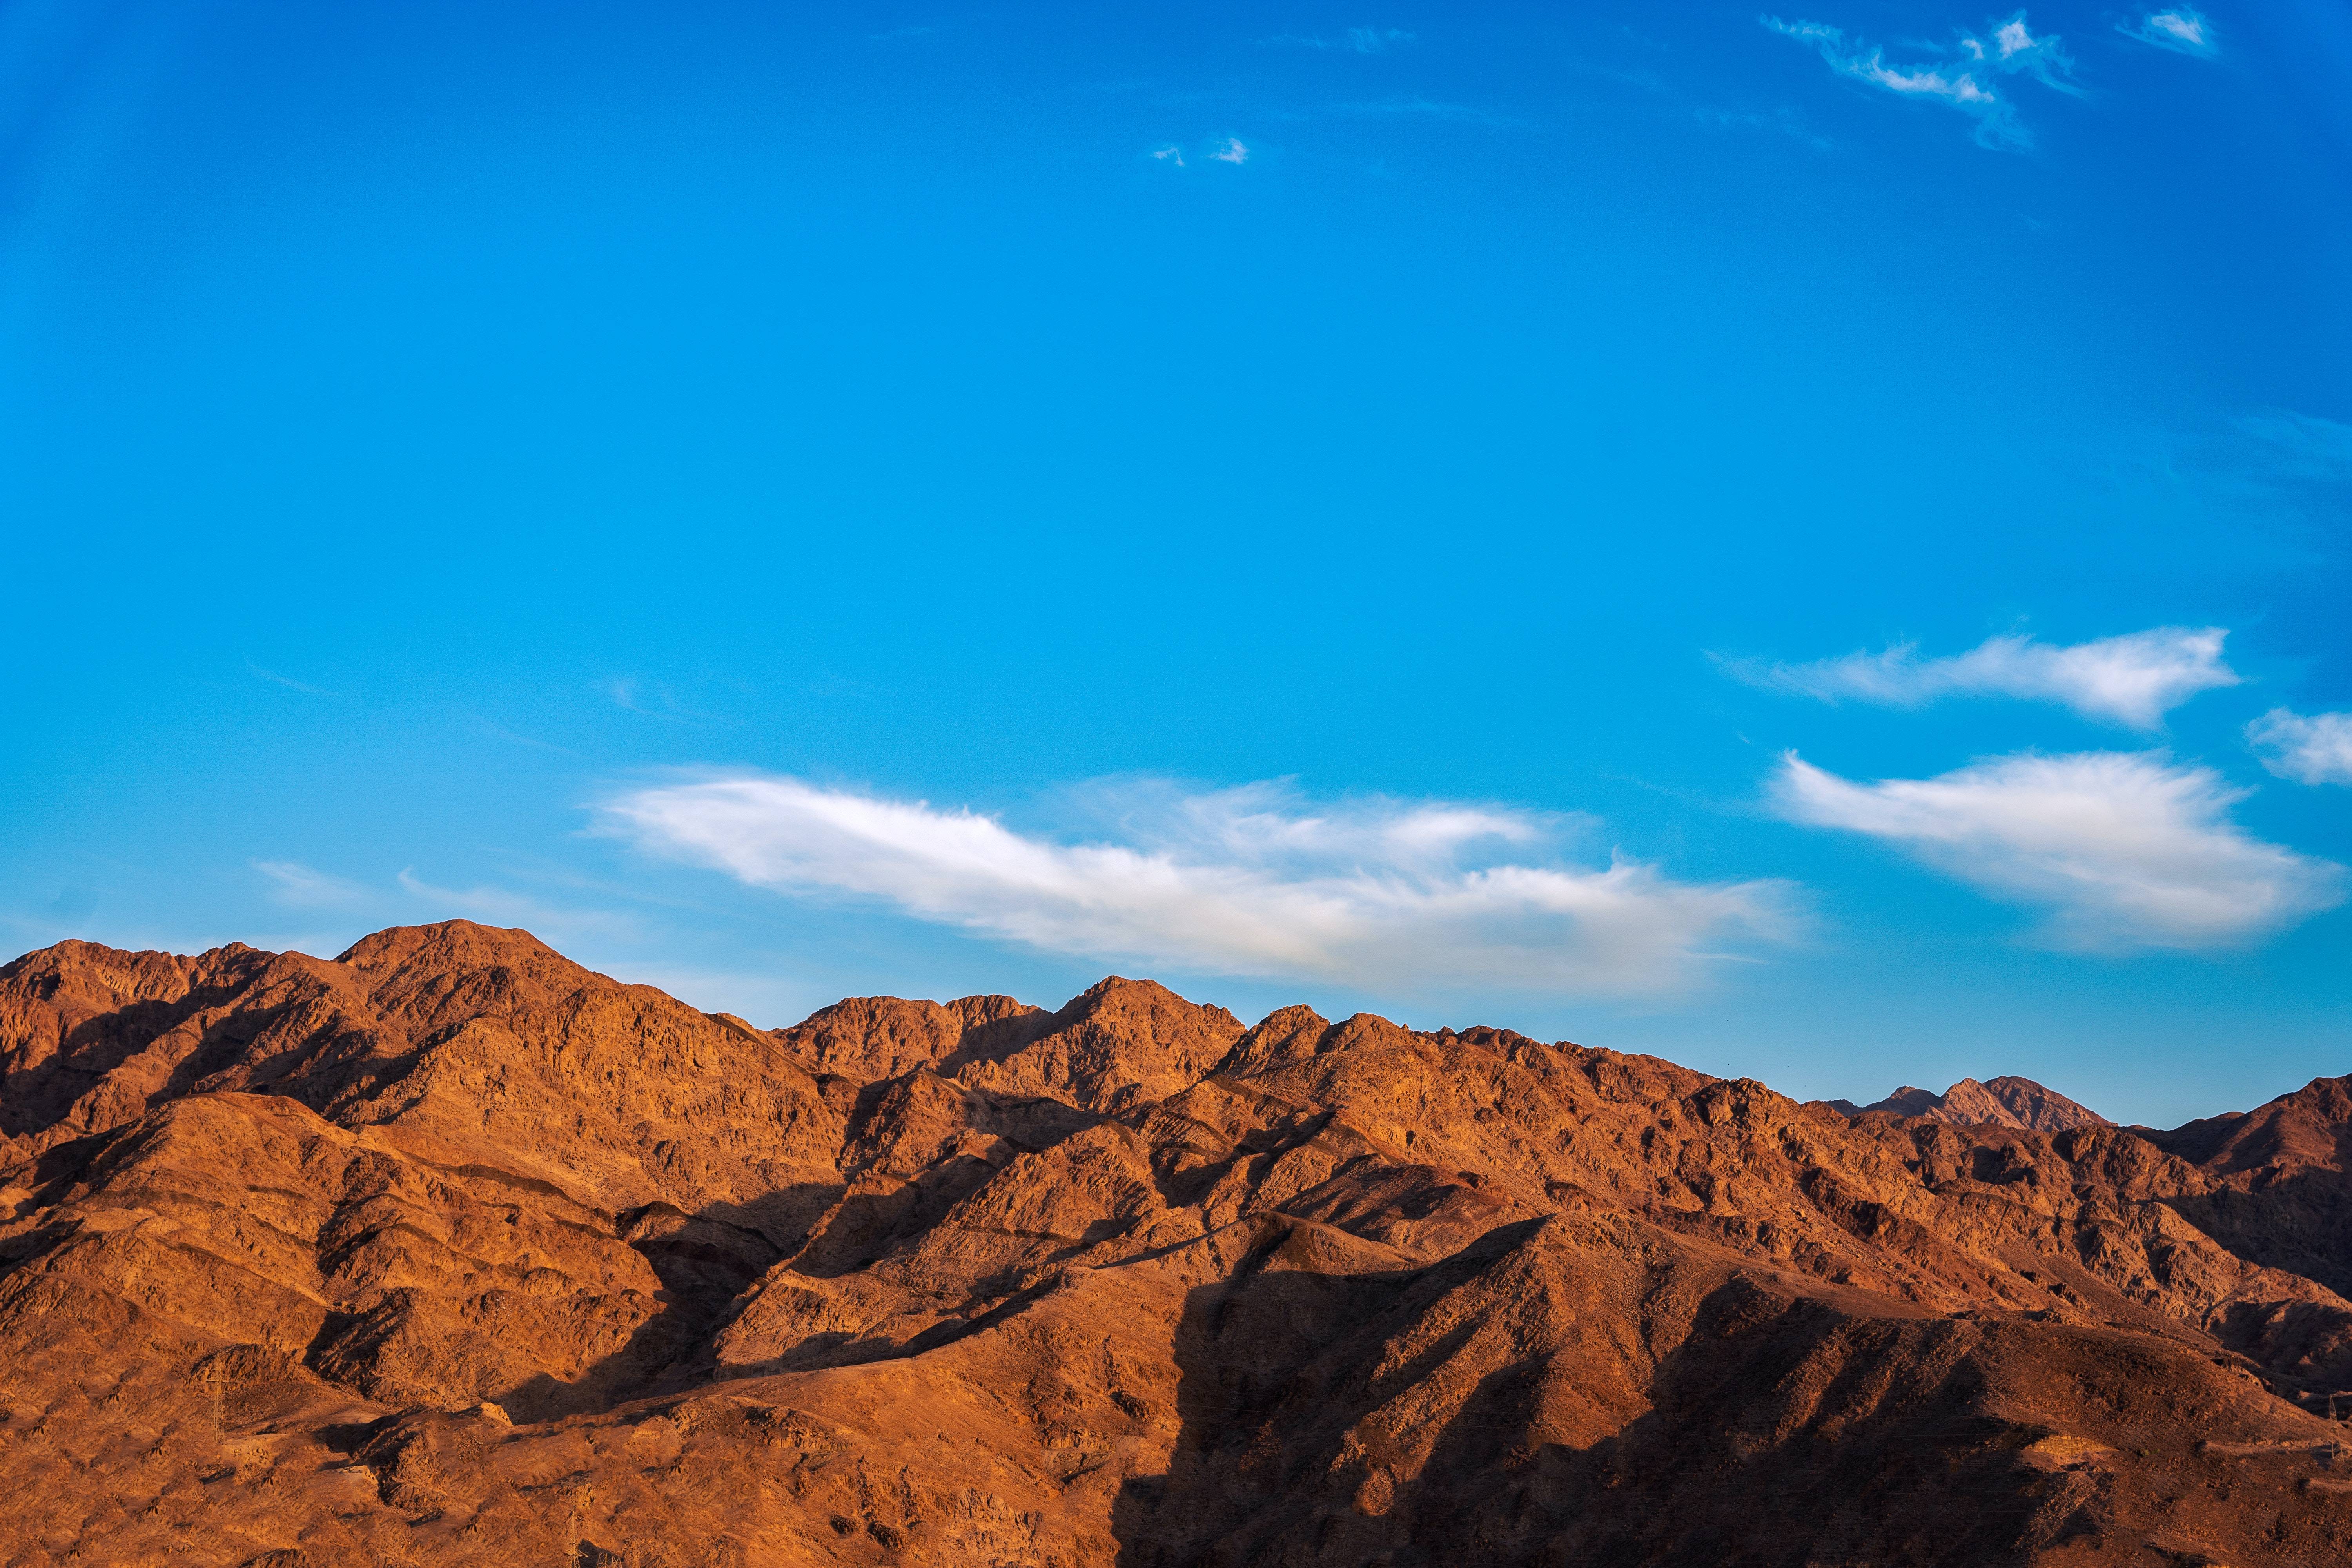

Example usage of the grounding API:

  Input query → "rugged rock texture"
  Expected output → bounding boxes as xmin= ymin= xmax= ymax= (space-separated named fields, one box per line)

xmin=5 ymin=922 xmax=2352 ymax=1566
xmin=1838 ymin=1076 xmax=2114 ymax=1133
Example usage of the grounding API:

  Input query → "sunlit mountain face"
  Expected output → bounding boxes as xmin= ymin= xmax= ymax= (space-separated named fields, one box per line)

xmin=9 ymin=921 xmax=2352 ymax=1564
xmin=4 ymin=5 xmax=2350 ymax=1558
xmin=2 ymin=5 xmax=2347 ymax=1131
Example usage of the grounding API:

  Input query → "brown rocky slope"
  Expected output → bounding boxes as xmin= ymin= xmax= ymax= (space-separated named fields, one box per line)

xmin=5 ymin=922 xmax=2352 ymax=1566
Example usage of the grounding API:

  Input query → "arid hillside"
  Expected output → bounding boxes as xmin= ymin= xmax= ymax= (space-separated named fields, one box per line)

xmin=5 ymin=922 xmax=2352 ymax=1567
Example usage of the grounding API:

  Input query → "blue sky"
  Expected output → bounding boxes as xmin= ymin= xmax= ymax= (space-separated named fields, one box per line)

xmin=4 ymin=0 xmax=2347 ymax=1125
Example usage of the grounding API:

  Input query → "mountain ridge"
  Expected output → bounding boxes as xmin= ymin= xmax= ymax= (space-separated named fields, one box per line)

xmin=5 ymin=921 xmax=2352 ymax=1566
xmin=1823 ymin=1074 xmax=2114 ymax=1133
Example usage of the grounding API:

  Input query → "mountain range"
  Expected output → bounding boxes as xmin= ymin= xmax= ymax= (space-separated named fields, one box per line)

xmin=1824 ymin=1076 xmax=2111 ymax=1132
xmin=5 ymin=922 xmax=2352 ymax=1566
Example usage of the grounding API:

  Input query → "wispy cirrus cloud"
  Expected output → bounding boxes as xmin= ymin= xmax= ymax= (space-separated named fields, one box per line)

xmin=1773 ymin=751 xmax=2344 ymax=951
xmin=1147 ymin=137 xmax=1249 ymax=169
xmin=2248 ymin=709 xmax=2352 ymax=787
xmin=597 ymin=773 xmax=1800 ymax=996
xmin=255 ymin=860 xmax=373 ymax=909
xmin=2237 ymin=411 xmax=2352 ymax=483
xmin=2120 ymin=8 xmax=2216 ymax=58
xmin=1267 ymin=27 xmax=1414 ymax=55
xmin=2112 ymin=410 xmax=2352 ymax=568
xmin=1721 ymin=626 xmax=2238 ymax=730
xmin=1697 ymin=104 xmax=1836 ymax=151
xmin=1763 ymin=11 xmax=2073 ymax=150
xmin=248 ymin=663 xmax=332 ymax=696
xmin=606 ymin=678 xmax=733 ymax=723
xmin=1328 ymin=98 xmax=1501 ymax=124
xmin=1963 ymin=13 xmax=2074 ymax=90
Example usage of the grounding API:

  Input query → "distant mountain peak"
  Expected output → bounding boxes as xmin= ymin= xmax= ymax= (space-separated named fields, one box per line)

xmin=1848 ymin=1074 xmax=2111 ymax=1132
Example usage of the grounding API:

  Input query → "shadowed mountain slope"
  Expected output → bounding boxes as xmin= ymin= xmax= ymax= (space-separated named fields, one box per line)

xmin=4 ymin=923 xmax=2352 ymax=1566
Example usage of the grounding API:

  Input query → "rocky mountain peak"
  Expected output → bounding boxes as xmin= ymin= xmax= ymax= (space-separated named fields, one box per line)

xmin=4 ymin=924 xmax=2348 ymax=1567
xmin=1842 ymin=1073 xmax=2112 ymax=1133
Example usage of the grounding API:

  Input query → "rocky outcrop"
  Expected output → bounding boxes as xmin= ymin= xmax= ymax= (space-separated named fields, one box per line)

xmin=4 ymin=922 xmax=2351 ymax=1567
xmin=1838 ymin=1074 xmax=2113 ymax=1132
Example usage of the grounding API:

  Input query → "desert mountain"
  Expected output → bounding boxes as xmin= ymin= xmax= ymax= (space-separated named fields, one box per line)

xmin=5 ymin=922 xmax=2352 ymax=1566
xmin=1833 ymin=1076 xmax=2114 ymax=1133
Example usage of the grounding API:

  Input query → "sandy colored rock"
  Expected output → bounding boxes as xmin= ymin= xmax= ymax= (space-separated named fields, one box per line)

xmin=5 ymin=922 xmax=2352 ymax=1565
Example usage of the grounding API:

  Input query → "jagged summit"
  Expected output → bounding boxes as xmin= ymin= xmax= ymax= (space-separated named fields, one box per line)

xmin=3 ymin=923 xmax=2350 ymax=1566
xmin=1824 ymin=1073 xmax=2112 ymax=1133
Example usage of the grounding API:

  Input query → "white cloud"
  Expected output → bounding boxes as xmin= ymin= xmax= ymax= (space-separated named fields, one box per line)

xmin=255 ymin=860 xmax=373 ymax=909
xmin=1150 ymin=145 xmax=1185 ymax=166
xmin=1724 ymin=626 xmax=2238 ymax=730
xmin=1209 ymin=137 xmax=1250 ymax=164
xmin=1764 ymin=11 xmax=2074 ymax=149
xmin=1969 ymin=12 xmax=2075 ymax=90
xmin=1267 ymin=27 xmax=1415 ymax=54
xmin=1765 ymin=17 xmax=2016 ymax=148
xmin=596 ymin=773 xmax=1800 ymax=996
xmin=2121 ymin=9 xmax=2216 ymax=58
xmin=2249 ymin=709 xmax=2352 ymax=787
xmin=1773 ymin=750 xmax=2344 ymax=951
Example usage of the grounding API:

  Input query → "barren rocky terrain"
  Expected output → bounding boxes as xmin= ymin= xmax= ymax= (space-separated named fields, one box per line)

xmin=6 ymin=922 xmax=2352 ymax=1566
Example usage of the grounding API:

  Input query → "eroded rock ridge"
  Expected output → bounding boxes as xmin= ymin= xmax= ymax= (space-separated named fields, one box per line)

xmin=4 ymin=922 xmax=2352 ymax=1566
